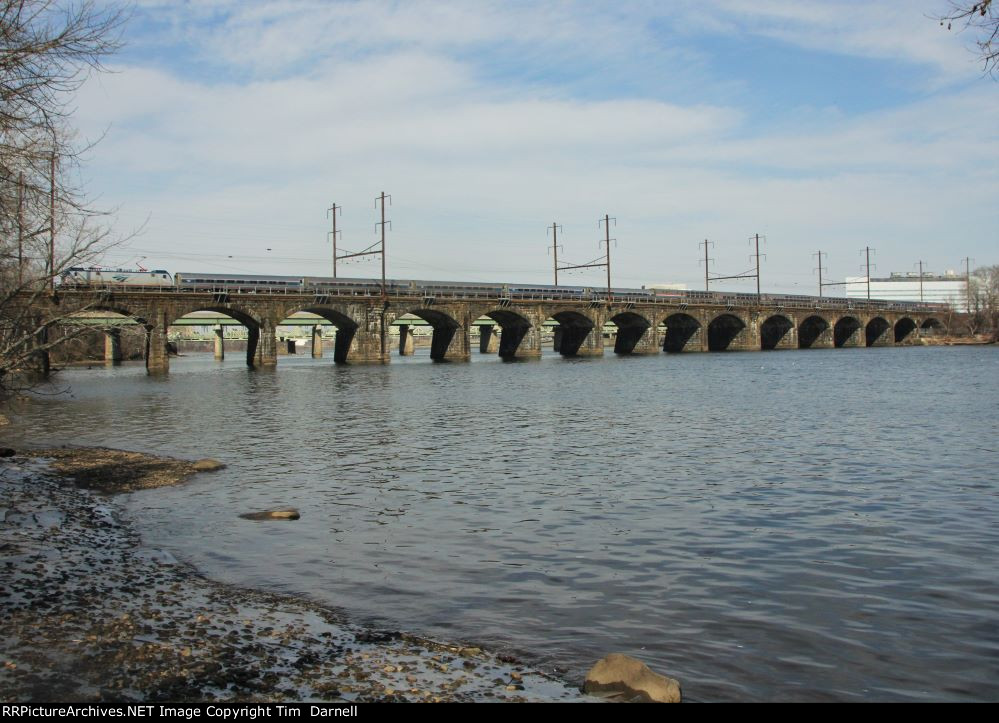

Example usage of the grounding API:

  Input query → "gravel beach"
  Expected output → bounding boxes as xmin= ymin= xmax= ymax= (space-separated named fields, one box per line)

xmin=0 ymin=448 xmax=587 ymax=703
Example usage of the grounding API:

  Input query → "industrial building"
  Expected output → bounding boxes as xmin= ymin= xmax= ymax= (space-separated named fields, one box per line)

xmin=844 ymin=271 xmax=967 ymax=309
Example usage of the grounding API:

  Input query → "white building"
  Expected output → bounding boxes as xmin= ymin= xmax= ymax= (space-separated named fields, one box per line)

xmin=844 ymin=271 xmax=966 ymax=309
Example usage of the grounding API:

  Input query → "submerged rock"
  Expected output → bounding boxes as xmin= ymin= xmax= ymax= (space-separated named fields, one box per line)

xmin=239 ymin=508 xmax=300 ymax=521
xmin=192 ymin=459 xmax=226 ymax=472
xmin=583 ymin=653 xmax=682 ymax=703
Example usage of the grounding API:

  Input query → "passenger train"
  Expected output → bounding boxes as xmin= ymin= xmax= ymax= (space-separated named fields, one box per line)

xmin=59 ymin=267 xmax=943 ymax=311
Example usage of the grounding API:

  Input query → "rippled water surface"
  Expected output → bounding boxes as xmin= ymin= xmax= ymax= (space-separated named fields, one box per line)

xmin=9 ymin=346 xmax=999 ymax=701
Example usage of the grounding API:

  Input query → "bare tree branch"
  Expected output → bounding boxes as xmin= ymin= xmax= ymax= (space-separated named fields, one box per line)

xmin=1 ymin=0 xmax=129 ymax=397
xmin=940 ymin=0 xmax=999 ymax=76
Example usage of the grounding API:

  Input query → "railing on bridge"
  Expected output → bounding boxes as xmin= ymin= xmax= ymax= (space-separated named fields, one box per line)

xmin=56 ymin=282 xmax=950 ymax=315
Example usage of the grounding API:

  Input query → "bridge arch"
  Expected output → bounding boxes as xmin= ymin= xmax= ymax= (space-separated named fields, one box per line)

xmin=608 ymin=311 xmax=654 ymax=354
xmin=475 ymin=308 xmax=533 ymax=359
xmin=865 ymin=316 xmax=891 ymax=347
xmin=921 ymin=317 xmax=945 ymax=333
xmin=548 ymin=310 xmax=598 ymax=357
xmin=63 ymin=305 xmax=151 ymax=365
xmin=707 ymin=313 xmax=747 ymax=352
xmin=834 ymin=316 xmax=862 ymax=348
xmin=402 ymin=308 xmax=463 ymax=361
xmin=894 ymin=317 xmax=918 ymax=344
xmin=760 ymin=314 xmax=794 ymax=350
xmin=282 ymin=305 xmax=359 ymax=362
xmin=169 ymin=305 xmax=264 ymax=368
xmin=798 ymin=315 xmax=831 ymax=349
xmin=661 ymin=313 xmax=701 ymax=353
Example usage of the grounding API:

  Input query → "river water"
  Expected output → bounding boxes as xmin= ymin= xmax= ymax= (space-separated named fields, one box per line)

xmin=8 ymin=345 xmax=999 ymax=702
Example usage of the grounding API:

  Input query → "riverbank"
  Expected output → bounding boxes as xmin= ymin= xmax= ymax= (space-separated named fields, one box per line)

xmin=0 ymin=447 xmax=587 ymax=703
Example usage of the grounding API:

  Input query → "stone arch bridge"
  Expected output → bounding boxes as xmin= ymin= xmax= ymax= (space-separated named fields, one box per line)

xmin=51 ymin=288 xmax=947 ymax=373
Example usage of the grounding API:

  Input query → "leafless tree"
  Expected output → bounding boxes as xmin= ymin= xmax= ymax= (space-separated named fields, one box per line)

xmin=940 ymin=0 xmax=999 ymax=76
xmin=1 ymin=0 xmax=128 ymax=396
xmin=967 ymin=265 xmax=999 ymax=341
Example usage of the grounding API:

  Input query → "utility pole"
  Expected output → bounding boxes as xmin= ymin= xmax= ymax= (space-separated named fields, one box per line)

xmin=864 ymin=246 xmax=873 ymax=301
xmin=700 ymin=239 xmax=713 ymax=291
xmin=556 ymin=214 xmax=614 ymax=304
xmin=701 ymin=237 xmax=760 ymax=292
xmin=547 ymin=222 xmax=563 ymax=286
xmin=751 ymin=233 xmax=764 ymax=300
xmin=600 ymin=214 xmax=614 ymax=304
xmin=16 ymin=172 xmax=23 ymax=287
xmin=333 ymin=192 xmax=390 ymax=297
xmin=964 ymin=256 xmax=973 ymax=313
xmin=327 ymin=203 xmax=341 ymax=278
xmin=813 ymin=250 xmax=827 ymax=297
xmin=49 ymin=152 xmax=56 ymax=293
xmin=376 ymin=192 xmax=389 ymax=298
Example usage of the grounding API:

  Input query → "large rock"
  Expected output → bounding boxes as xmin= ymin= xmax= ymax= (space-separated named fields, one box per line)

xmin=239 ymin=508 xmax=300 ymax=521
xmin=0 ymin=448 xmax=16 ymax=458
xmin=191 ymin=459 xmax=226 ymax=472
xmin=583 ymin=653 xmax=682 ymax=703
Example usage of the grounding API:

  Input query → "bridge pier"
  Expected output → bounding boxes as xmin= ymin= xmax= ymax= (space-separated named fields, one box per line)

xmin=29 ymin=323 xmax=51 ymax=377
xmin=866 ymin=317 xmax=894 ymax=347
xmin=214 ymin=325 xmax=225 ymax=360
xmin=345 ymin=307 xmax=390 ymax=364
xmin=256 ymin=321 xmax=278 ymax=367
xmin=498 ymin=322 xmax=539 ymax=358
xmin=349 ymin=331 xmax=389 ymax=363
xmin=575 ymin=325 xmax=604 ymax=356
xmin=398 ymin=324 xmax=415 ymax=356
xmin=311 ymin=326 xmax=323 ymax=358
xmin=479 ymin=324 xmax=499 ymax=354
xmin=627 ymin=324 xmax=660 ymax=354
xmin=799 ymin=316 xmax=834 ymax=349
xmin=104 ymin=328 xmax=123 ymax=364
xmin=835 ymin=317 xmax=864 ymax=348
xmin=505 ymin=319 xmax=543 ymax=359
xmin=439 ymin=322 xmax=471 ymax=362
xmin=146 ymin=324 xmax=169 ymax=374
xmin=811 ymin=329 xmax=834 ymax=348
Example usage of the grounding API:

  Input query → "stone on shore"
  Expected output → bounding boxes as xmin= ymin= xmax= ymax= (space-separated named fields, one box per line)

xmin=0 ymin=447 xmax=16 ymax=457
xmin=239 ymin=508 xmax=300 ymax=521
xmin=192 ymin=459 xmax=226 ymax=472
xmin=583 ymin=653 xmax=682 ymax=703
xmin=0 ymin=413 xmax=10 ymax=426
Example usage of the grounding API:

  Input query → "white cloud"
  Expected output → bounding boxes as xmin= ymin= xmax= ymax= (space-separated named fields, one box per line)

xmin=76 ymin=1 xmax=997 ymax=291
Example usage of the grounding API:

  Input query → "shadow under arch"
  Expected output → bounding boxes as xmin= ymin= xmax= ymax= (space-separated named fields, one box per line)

xmin=834 ymin=316 xmax=862 ymax=348
xmin=548 ymin=310 xmax=595 ymax=357
xmin=798 ymin=315 xmax=831 ymax=349
xmin=708 ymin=313 xmax=746 ymax=352
xmin=661 ymin=313 xmax=700 ymax=353
xmin=402 ymin=308 xmax=462 ymax=361
xmin=760 ymin=314 xmax=794 ymax=350
xmin=476 ymin=308 xmax=533 ymax=359
xmin=920 ymin=317 xmax=945 ymax=334
xmin=894 ymin=317 xmax=917 ymax=343
xmin=866 ymin=316 xmax=891 ymax=347
xmin=608 ymin=311 xmax=653 ymax=354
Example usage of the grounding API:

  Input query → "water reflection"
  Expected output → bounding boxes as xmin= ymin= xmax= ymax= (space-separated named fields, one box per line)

xmin=7 ymin=346 xmax=999 ymax=702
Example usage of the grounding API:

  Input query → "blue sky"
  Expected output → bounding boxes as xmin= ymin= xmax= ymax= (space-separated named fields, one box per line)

xmin=76 ymin=0 xmax=997 ymax=292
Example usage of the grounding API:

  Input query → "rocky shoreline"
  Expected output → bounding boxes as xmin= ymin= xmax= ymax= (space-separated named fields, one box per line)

xmin=0 ymin=447 xmax=588 ymax=703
